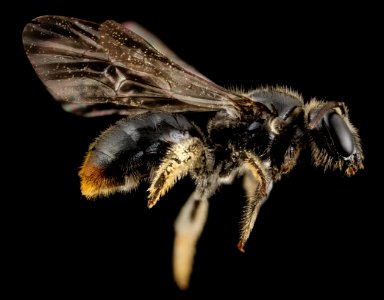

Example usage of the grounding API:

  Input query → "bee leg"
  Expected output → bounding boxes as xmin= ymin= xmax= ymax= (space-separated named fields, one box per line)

xmin=237 ymin=153 xmax=272 ymax=252
xmin=147 ymin=137 xmax=203 ymax=208
xmin=173 ymin=190 xmax=209 ymax=290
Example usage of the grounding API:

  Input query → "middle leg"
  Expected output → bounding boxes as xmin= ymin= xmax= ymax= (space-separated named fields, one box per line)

xmin=238 ymin=152 xmax=272 ymax=252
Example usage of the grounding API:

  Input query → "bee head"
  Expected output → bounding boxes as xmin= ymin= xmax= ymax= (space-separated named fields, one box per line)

xmin=305 ymin=99 xmax=364 ymax=176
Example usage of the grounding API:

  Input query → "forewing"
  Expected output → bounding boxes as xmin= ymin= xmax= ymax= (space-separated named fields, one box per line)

xmin=22 ymin=15 xmax=250 ymax=117
xmin=122 ymin=21 xmax=210 ymax=80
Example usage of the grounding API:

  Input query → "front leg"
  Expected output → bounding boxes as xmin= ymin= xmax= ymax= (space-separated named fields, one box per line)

xmin=238 ymin=152 xmax=272 ymax=252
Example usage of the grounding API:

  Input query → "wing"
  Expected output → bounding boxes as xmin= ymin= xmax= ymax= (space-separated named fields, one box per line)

xmin=122 ymin=21 xmax=210 ymax=81
xmin=22 ymin=15 xmax=257 ymax=118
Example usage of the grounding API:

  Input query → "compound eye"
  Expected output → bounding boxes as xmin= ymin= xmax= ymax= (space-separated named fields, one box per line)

xmin=324 ymin=112 xmax=355 ymax=157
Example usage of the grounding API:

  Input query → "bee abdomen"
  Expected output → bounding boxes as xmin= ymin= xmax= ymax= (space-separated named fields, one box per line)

xmin=79 ymin=112 xmax=195 ymax=198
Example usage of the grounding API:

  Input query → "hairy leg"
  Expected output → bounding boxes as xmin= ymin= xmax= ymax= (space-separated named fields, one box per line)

xmin=172 ymin=163 xmax=219 ymax=290
xmin=238 ymin=152 xmax=272 ymax=252
xmin=147 ymin=137 xmax=204 ymax=208
xmin=173 ymin=191 xmax=209 ymax=290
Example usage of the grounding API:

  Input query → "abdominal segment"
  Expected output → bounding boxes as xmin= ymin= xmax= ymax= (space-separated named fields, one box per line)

xmin=79 ymin=112 xmax=195 ymax=198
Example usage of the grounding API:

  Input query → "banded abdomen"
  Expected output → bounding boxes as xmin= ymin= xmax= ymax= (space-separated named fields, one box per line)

xmin=79 ymin=112 xmax=197 ymax=198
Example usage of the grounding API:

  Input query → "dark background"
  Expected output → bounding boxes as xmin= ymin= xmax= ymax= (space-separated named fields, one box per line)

xmin=7 ymin=2 xmax=380 ymax=299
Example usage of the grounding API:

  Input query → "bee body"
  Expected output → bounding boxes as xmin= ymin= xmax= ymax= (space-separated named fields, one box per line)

xmin=23 ymin=16 xmax=364 ymax=290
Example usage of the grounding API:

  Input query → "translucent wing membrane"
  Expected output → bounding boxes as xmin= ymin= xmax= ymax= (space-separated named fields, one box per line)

xmin=22 ymin=16 xmax=249 ymax=117
xmin=122 ymin=21 xmax=210 ymax=80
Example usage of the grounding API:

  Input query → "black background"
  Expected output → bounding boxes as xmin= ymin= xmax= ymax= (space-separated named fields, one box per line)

xmin=7 ymin=2 xmax=381 ymax=299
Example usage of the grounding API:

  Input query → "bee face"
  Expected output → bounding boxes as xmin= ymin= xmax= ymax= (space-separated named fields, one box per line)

xmin=305 ymin=100 xmax=364 ymax=176
xmin=22 ymin=15 xmax=364 ymax=290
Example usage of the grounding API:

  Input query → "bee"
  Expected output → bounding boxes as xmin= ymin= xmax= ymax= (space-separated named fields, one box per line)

xmin=22 ymin=15 xmax=364 ymax=290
